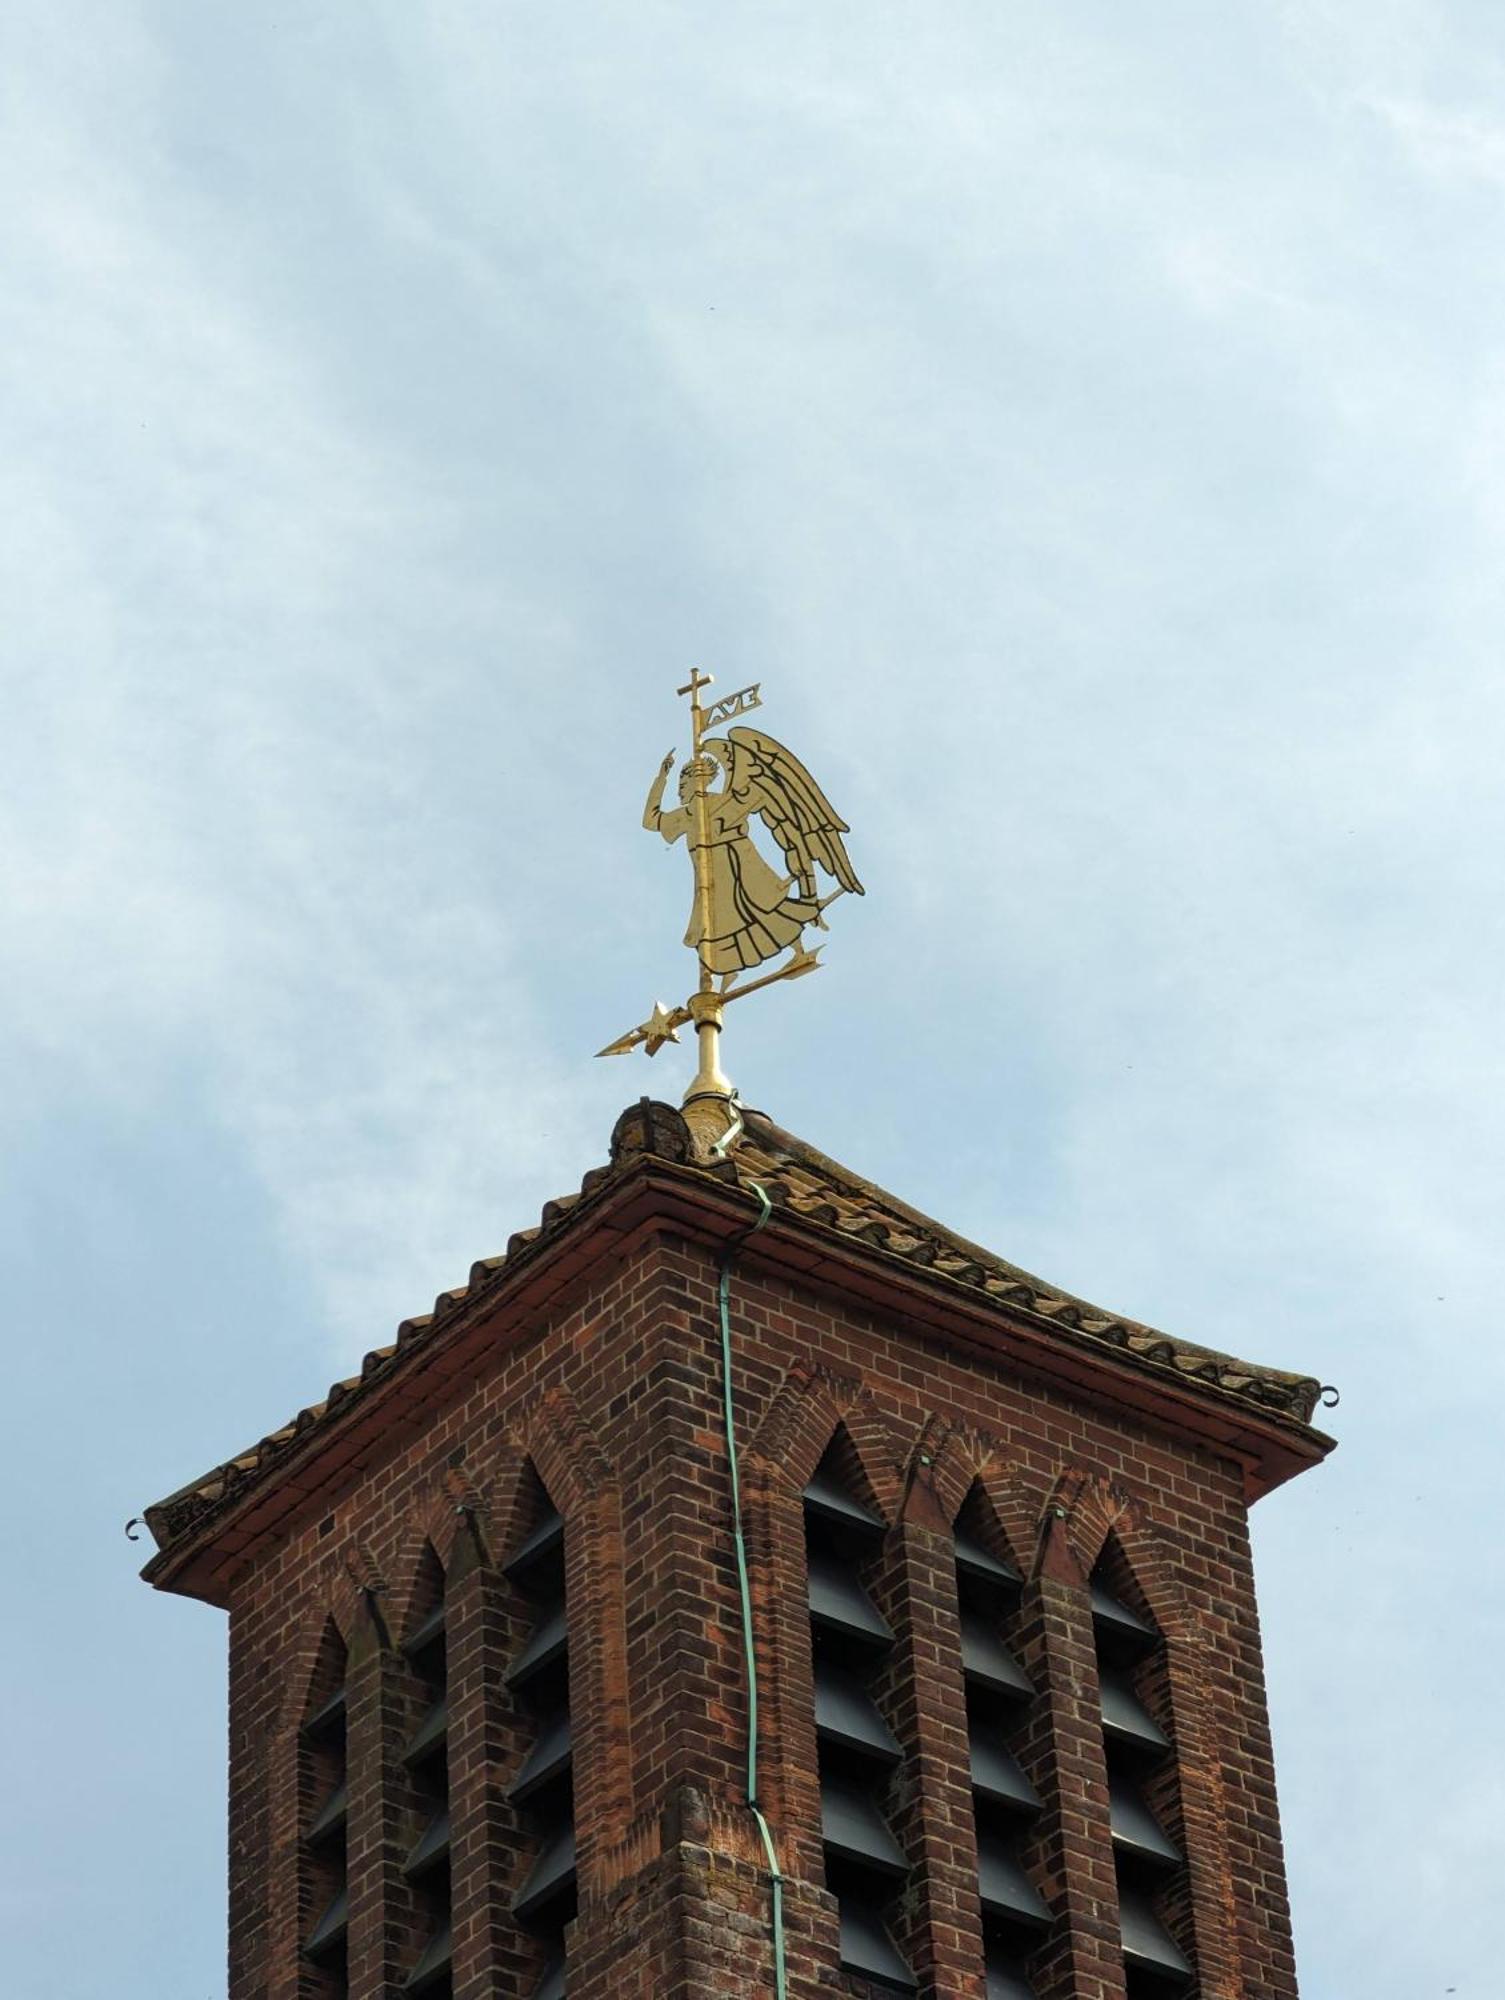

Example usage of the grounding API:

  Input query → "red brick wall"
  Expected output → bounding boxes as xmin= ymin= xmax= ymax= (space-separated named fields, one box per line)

xmin=219 ymin=1225 xmax=1301 ymax=2000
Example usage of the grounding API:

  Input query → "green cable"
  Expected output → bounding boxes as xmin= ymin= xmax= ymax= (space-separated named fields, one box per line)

xmin=718 ymin=1181 xmax=788 ymax=2000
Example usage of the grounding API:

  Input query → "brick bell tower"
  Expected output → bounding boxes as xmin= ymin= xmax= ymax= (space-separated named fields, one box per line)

xmin=141 ymin=1098 xmax=1332 ymax=2000
xmin=141 ymin=679 xmax=1334 ymax=2000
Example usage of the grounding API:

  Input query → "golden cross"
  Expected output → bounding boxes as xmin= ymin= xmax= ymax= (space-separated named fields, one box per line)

xmin=676 ymin=668 xmax=713 ymax=749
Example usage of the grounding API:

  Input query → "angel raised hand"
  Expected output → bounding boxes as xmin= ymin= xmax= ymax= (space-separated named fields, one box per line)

xmin=642 ymin=727 xmax=863 ymax=977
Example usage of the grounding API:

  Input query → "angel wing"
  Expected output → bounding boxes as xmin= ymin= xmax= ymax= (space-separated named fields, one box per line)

xmin=718 ymin=726 xmax=864 ymax=903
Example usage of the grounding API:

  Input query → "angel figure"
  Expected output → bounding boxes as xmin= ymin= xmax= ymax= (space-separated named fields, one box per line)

xmin=642 ymin=727 xmax=864 ymax=977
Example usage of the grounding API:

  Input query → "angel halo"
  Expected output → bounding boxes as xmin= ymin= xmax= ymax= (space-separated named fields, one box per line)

xmin=598 ymin=670 xmax=863 ymax=1150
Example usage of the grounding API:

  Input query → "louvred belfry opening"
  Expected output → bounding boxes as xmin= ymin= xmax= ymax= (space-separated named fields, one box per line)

xmin=505 ymin=1468 xmax=575 ymax=2000
xmin=1091 ymin=1547 xmax=1194 ymax=1997
xmin=951 ymin=1485 xmax=1053 ymax=1999
xmin=803 ymin=1435 xmax=915 ymax=1994
xmin=139 ymin=1094 xmax=1332 ymax=2000
xmin=299 ymin=1622 xmax=349 ymax=1993
xmin=400 ymin=1546 xmax=453 ymax=1997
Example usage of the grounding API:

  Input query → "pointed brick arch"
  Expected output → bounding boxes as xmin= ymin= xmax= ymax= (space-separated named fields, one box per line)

xmin=1044 ymin=1467 xmax=1194 ymax=1640
xmin=904 ymin=1416 xmax=1042 ymax=1565
xmin=507 ymin=1381 xmax=617 ymax=1519
xmin=340 ymin=1537 xmax=388 ymax=1606
xmin=264 ymin=1562 xmax=361 ymax=1742
xmin=297 ymin=1609 xmax=350 ymax=1726
xmin=434 ymin=1461 xmax=495 ymax=1577
xmin=480 ymin=1446 xmax=547 ymax=1568
xmin=746 ymin=1361 xmax=908 ymax=1518
xmin=386 ymin=1488 xmax=469 ymax=1647
xmin=1042 ymin=1465 xmax=1136 ymax=1579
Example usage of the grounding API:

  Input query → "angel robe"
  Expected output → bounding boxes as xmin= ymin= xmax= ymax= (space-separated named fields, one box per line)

xmin=650 ymin=793 xmax=819 ymax=974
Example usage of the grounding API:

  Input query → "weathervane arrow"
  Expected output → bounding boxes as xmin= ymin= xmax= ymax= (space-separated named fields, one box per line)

xmin=597 ymin=671 xmax=863 ymax=1149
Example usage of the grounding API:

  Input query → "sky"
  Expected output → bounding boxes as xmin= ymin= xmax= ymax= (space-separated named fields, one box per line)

xmin=3 ymin=2 xmax=1502 ymax=1993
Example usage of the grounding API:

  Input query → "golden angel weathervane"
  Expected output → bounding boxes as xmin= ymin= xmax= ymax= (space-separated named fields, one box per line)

xmin=598 ymin=671 xmax=862 ymax=1139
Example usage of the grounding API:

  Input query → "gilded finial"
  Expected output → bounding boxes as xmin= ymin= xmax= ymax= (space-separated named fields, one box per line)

xmin=598 ymin=673 xmax=863 ymax=1149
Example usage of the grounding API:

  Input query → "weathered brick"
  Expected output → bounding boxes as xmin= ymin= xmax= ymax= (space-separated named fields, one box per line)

xmin=147 ymin=1114 xmax=1326 ymax=2000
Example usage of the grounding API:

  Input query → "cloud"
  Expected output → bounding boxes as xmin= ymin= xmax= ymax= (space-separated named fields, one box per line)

xmin=4 ymin=6 xmax=1504 ymax=1997
xmin=0 ymin=7 xmax=602 ymax=1349
xmin=1364 ymin=89 xmax=1505 ymax=186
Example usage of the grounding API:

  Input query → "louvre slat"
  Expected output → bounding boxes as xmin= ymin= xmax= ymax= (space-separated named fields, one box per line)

xmin=305 ymin=1778 xmax=348 ymax=1846
xmin=1091 ymin=1580 xmax=1159 ymax=1660
xmin=514 ymin=1821 xmax=578 ymax=1928
xmin=403 ymin=1604 xmax=447 ymax=1668
xmin=402 ymin=1693 xmax=449 ymax=1768
xmin=808 ymin=1549 xmax=893 ymax=1651
xmin=403 ymin=1808 xmax=452 ymax=1880
xmin=509 ymin=1709 xmax=573 ymax=1803
xmin=969 ymin=1730 xmax=1040 ymax=1814
xmin=837 ymin=1898 xmax=917 ymax=1993
xmin=984 ymin=1948 xmax=1036 ymax=2000
xmin=977 ymin=1833 xmax=1051 ymax=1929
xmin=303 ymin=1885 xmax=348 ymax=1961
xmin=1099 ymin=1670 xmax=1170 ymax=1757
xmin=814 ymin=1659 xmax=901 ymax=1766
xmin=532 ymin=1953 xmax=566 ymax=2000
xmin=803 ymin=1468 xmax=886 ymax=1541
xmin=821 ymin=1774 xmax=908 ymax=1879
xmin=508 ymin=1601 xmax=569 ymax=1690
xmin=403 ymin=1920 xmax=453 ymax=1993
xmin=505 ymin=1509 xmax=566 ymax=1594
xmin=300 ymin=1686 xmax=347 ymax=1745
xmin=955 ymin=1530 xmax=1023 ymax=1592
xmin=1109 ymin=1772 xmax=1181 ymax=1870
xmin=960 ymin=1609 xmax=1033 ymax=1702
xmin=1119 ymin=1885 xmax=1192 ymax=1981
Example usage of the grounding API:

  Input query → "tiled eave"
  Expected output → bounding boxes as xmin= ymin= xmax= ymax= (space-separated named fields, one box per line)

xmin=142 ymin=1123 xmax=1333 ymax=1607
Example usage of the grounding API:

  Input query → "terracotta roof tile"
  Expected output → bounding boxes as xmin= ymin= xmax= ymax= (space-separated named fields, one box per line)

xmin=141 ymin=1099 xmax=1329 ymax=1561
xmin=731 ymin=1108 xmax=1327 ymax=1419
